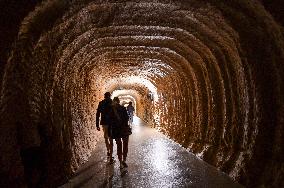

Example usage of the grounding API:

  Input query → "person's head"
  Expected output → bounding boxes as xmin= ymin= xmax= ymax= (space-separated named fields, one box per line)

xmin=104 ymin=92 xmax=111 ymax=99
xmin=113 ymin=97 xmax=120 ymax=104
xmin=129 ymin=102 xmax=132 ymax=105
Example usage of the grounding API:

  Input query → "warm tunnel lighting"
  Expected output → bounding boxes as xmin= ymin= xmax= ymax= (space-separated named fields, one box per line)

xmin=0 ymin=1 xmax=283 ymax=187
xmin=102 ymin=76 xmax=161 ymax=127
xmin=106 ymin=76 xmax=159 ymax=103
xmin=114 ymin=94 xmax=136 ymax=107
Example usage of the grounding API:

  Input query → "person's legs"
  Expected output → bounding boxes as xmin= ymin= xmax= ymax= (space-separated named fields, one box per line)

xmin=109 ymin=138 xmax=114 ymax=163
xmin=115 ymin=138 xmax=123 ymax=163
xmin=122 ymin=136 xmax=129 ymax=162
xmin=102 ymin=126 xmax=110 ymax=155
xmin=129 ymin=115 xmax=133 ymax=125
xmin=20 ymin=147 xmax=42 ymax=188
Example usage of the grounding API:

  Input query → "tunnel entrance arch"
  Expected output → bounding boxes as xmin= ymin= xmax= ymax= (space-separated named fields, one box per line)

xmin=0 ymin=1 xmax=283 ymax=187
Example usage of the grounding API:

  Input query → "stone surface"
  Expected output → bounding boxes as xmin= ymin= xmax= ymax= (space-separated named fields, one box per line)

xmin=0 ymin=0 xmax=283 ymax=187
xmin=60 ymin=117 xmax=243 ymax=188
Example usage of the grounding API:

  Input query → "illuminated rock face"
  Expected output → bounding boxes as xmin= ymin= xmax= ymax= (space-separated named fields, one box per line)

xmin=0 ymin=0 xmax=283 ymax=187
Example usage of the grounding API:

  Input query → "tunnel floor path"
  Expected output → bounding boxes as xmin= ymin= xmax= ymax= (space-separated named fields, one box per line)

xmin=60 ymin=117 xmax=243 ymax=188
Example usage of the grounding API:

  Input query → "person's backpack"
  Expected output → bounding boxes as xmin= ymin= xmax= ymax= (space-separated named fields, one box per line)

xmin=113 ymin=106 xmax=132 ymax=136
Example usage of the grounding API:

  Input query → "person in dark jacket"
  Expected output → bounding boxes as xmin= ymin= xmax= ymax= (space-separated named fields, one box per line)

xmin=96 ymin=92 xmax=114 ymax=162
xmin=126 ymin=101 xmax=135 ymax=125
xmin=111 ymin=97 xmax=132 ymax=168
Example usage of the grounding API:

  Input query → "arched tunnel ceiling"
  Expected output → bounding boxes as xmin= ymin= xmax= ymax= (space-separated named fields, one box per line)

xmin=0 ymin=0 xmax=284 ymax=187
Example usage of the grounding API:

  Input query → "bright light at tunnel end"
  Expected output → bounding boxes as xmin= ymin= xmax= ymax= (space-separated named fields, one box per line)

xmin=104 ymin=76 xmax=161 ymax=127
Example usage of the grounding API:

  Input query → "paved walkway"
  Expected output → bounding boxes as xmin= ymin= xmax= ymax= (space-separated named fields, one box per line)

xmin=60 ymin=117 xmax=243 ymax=188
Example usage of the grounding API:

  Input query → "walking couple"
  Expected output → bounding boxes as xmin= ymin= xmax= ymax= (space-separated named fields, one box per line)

xmin=96 ymin=92 xmax=132 ymax=168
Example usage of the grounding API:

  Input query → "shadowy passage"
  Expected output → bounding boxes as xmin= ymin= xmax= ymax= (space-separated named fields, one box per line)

xmin=60 ymin=117 xmax=243 ymax=188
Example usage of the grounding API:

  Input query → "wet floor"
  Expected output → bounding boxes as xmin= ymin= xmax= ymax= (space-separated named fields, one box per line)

xmin=60 ymin=117 xmax=243 ymax=188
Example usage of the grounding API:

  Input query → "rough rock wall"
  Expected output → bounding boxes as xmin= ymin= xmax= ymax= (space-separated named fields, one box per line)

xmin=203 ymin=2 xmax=284 ymax=187
xmin=0 ymin=0 xmax=44 ymax=94
xmin=0 ymin=0 xmax=283 ymax=187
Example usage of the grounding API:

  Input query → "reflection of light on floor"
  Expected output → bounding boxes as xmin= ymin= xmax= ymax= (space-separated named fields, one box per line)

xmin=132 ymin=116 xmax=173 ymax=176
xmin=132 ymin=116 xmax=142 ymax=133
xmin=152 ymin=140 xmax=169 ymax=173
xmin=133 ymin=116 xmax=139 ymax=125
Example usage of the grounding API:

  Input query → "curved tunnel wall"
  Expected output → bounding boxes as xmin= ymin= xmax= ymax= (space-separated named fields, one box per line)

xmin=0 ymin=0 xmax=283 ymax=187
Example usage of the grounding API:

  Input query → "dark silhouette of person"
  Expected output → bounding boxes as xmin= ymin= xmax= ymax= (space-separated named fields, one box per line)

xmin=96 ymin=92 xmax=114 ymax=161
xmin=16 ymin=121 xmax=43 ymax=188
xmin=110 ymin=97 xmax=132 ymax=168
xmin=126 ymin=102 xmax=135 ymax=125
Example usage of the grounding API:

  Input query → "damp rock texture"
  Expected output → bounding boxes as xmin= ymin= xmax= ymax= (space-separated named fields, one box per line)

xmin=0 ymin=0 xmax=283 ymax=187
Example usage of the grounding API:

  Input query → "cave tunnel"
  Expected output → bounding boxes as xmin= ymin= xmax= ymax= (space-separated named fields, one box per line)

xmin=0 ymin=0 xmax=283 ymax=187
